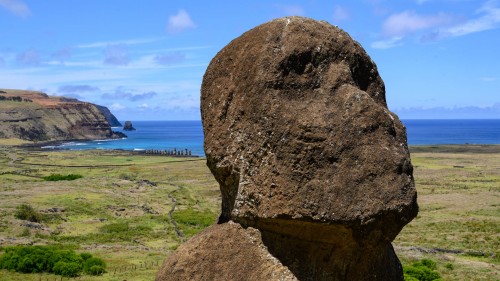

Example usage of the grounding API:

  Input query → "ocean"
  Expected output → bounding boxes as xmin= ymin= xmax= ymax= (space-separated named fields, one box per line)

xmin=46 ymin=119 xmax=500 ymax=156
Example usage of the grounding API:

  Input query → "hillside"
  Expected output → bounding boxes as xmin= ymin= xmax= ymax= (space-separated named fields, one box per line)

xmin=0 ymin=89 xmax=124 ymax=142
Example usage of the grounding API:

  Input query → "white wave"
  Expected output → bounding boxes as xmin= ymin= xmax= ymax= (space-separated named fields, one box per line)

xmin=69 ymin=143 xmax=87 ymax=146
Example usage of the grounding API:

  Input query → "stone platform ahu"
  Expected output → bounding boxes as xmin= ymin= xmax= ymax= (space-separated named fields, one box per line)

xmin=157 ymin=17 xmax=418 ymax=281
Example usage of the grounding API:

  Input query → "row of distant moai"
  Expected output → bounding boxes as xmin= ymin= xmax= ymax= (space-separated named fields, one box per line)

xmin=144 ymin=148 xmax=193 ymax=157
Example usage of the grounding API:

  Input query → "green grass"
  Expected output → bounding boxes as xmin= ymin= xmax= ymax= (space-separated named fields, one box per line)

xmin=0 ymin=147 xmax=218 ymax=281
xmin=172 ymin=207 xmax=217 ymax=237
xmin=42 ymin=174 xmax=83 ymax=181
xmin=396 ymin=145 xmax=500 ymax=281
xmin=0 ymin=145 xmax=498 ymax=280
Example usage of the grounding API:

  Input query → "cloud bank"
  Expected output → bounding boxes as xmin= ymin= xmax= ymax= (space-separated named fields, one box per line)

xmin=382 ymin=11 xmax=454 ymax=37
xmin=102 ymin=88 xmax=158 ymax=102
xmin=372 ymin=0 xmax=500 ymax=49
xmin=58 ymin=85 xmax=100 ymax=93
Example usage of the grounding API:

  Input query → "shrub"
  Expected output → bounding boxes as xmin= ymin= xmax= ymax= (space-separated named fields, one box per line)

xmin=417 ymin=259 xmax=437 ymax=270
xmin=0 ymin=245 xmax=105 ymax=277
xmin=80 ymin=253 xmax=92 ymax=261
xmin=404 ymin=258 xmax=442 ymax=281
xmin=83 ymin=257 xmax=106 ymax=275
xmin=14 ymin=204 xmax=41 ymax=222
xmin=43 ymin=174 xmax=83 ymax=181
xmin=53 ymin=261 xmax=81 ymax=277
xmin=404 ymin=275 xmax=420 ymax=281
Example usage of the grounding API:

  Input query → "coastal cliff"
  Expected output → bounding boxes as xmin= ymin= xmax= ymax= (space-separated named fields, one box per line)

xmin=0 ymin=89 xmax=125 ymax=142
xmin=95 ymin=104 xmax=122 ymax=127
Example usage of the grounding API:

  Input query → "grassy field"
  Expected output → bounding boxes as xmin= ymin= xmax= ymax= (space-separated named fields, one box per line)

xmin=396 ymin=145 xmax=499 ymax=280
xmin=0 ymin=147 xmax=220 ymax=280
xmin=0 ymin=145 xmax=498 ymax=280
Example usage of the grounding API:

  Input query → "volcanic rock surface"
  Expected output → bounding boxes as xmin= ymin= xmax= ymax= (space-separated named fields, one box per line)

xmin=0 ymin=89 xmax=124 ymax=142
xmin=95 ymin=105 xmax=122 ymax=127
xmin=123 ymin=121 xmax=136 ymax=131
xmin=157 ymin=16 xmax=418 ymax=281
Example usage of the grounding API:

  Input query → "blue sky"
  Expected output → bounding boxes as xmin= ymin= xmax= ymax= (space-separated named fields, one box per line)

xmin=0 ymin=0 xmax=498 ymax=120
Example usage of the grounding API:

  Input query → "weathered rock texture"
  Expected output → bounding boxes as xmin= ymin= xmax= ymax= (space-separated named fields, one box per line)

xmin=0 ymin=89 xmax=124 ymax=141
xmin=123 ymin=121 xmax=136 ymax=131
xmin=157 ymin=222 xmax=297 ymax=281
xmin=95 ymin=105 xmax=122 ymax=127
xmin=157 ymin=16 xmax=418 ymax=281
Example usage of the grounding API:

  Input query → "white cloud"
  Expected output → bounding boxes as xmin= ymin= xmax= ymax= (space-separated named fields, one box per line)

xmin=333 ymin=5 xmax=350 ymax=22
xmin=371 ymin=37 xmax=404 ymax=49
xmin=382 ymin=11 xmax=454 ymax=37
xmin=442 ymin=0 xmax=500 ymax=37
xmin=378 ymin=1 xmax=500 ymax=44
xmin=110 ymin=103 xmax=125 ymax=111
xmin=167 ymin=9 xmax=196 ymax=33
xmin=0 ymin=0 xmax=30 ymax=17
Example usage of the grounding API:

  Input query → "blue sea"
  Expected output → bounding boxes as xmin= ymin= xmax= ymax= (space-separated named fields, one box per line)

xmin=46 ymin=119 xmax=500 ymax=156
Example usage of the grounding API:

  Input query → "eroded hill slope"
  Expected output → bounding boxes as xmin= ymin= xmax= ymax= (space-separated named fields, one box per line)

xmin=0 ymin=89 xmax=124 ymax=142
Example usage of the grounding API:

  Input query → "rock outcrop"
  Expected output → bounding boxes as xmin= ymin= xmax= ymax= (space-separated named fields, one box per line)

xmin=157 ymin=222 xmax=298 ymax=280
xmin=157 ymin=17 xmax=418 ymax=281
xmin=0 ymin=89 xmax=124 ymax=142
xmin=95 ymin=105 xmax=122 ymax=127
xmin=123 ymin=121 xmax=136 ymax=131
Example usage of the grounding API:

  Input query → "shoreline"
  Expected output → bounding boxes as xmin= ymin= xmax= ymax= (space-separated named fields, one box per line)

xmin=408 ymin=144 xmax=500 ymax=154
xmin=0 ymin=139 xmax=202 ymax=158
xmin=1 ymin=141 xmax=498 ymax=156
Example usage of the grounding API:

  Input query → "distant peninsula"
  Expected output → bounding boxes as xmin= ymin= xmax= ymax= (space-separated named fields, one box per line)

xmin=0 ymin=89 xmax=125 ymax=143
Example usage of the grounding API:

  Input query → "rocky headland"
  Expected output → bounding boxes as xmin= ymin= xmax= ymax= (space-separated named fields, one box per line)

xmin=95 ymin=104 xmax=122 ymax=127
xmin=157 ymin=17 xmax=418 ymax=281
xmin=0 ymin=89 xmax=125 ymax=142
